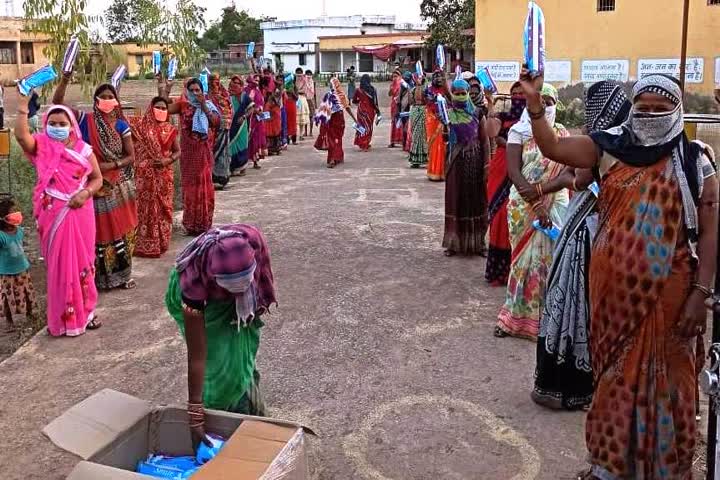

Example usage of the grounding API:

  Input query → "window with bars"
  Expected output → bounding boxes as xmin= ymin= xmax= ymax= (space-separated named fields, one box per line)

xmin=20 ymin=43 xmax=34 ymax=64
xmin=709 ymin=0 xmax=720 ymax=6
xmin=0 ymin=42 xmax=15 ymax=64
xmin=597 ymin=0 xmax=616 ymax=11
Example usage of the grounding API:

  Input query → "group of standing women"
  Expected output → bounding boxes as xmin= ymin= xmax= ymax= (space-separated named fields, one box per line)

xmin=486 ymin=70 xmax=718 ymax=479
xmin=14 ymin=69 xmax=310 ymax=338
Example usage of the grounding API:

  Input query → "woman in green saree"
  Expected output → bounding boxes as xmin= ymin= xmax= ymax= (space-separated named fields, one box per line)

xmin=165 ymin=224 xmax=277 ymax=446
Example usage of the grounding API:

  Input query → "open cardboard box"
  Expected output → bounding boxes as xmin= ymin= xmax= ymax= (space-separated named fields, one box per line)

xmin=43 ymin=389 xmax=314 ymax=479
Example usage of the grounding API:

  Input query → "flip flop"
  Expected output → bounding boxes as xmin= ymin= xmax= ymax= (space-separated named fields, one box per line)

xmin=87 ymin=316 xmax=102 ymax=330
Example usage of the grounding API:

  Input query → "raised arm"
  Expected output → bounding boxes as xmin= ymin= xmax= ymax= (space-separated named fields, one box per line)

xmin=14 ymin=90 xmax=36 ymax=155
xmin=519 ymin=69 xmax=599 ymax=169
xmin=52 ymin=73 xmax=71 ymax=105
xmin=162 ymin=79 xmax=182 ymax=115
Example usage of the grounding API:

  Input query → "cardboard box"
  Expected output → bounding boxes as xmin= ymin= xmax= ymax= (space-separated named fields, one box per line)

xmin=43 ymin=389 xmax=313 ymax=479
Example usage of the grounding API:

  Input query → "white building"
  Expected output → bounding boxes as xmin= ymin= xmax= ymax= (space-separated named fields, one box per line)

xmin=261 ymin=15 xmax=425 ymax=73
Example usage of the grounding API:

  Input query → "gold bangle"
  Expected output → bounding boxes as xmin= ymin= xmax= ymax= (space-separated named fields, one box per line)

xmin=572 ymin=178 xmax=578 ymax=192
xmin=182 ymin=302 xmax=203 ymax=316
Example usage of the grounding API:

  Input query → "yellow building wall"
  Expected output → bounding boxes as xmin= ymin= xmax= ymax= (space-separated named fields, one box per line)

xmin=0 ymin=17 xmax=50 ymax=83
xmin=110 ymin=43 xmax=168 ymax=77
xmin=320 ymin=33 xmax=426 ymax=51
xmin=475 ymin=0 xmax=720 ymax=95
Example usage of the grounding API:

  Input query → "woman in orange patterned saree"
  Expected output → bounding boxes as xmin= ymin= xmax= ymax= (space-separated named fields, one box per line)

xmin=519 ymin=72 xmax=718 ymax=479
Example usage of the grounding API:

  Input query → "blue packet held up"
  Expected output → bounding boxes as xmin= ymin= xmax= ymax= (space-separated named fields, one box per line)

xmin=136 ymin=455 xmax=199 ymax=479
xmin=196 ymin=434 xmax=225 ymax=464
xmin=111 ymin=65 xmax=126 ymax=91
xmin=435 ymin=44 xmax=445 ymax=70
xmin=61 ymin=37 xmax=80 ymax=74
xmin=247 ymin=41 xmax=255 ymax=59
xmin=415 ymin=60 xmax=424 ymax=79
xmin=523 ymin=1 xmax=546 ymax=75
xmin=475 ymin=67 xmax=498 ymax=94
xmin=532 ymin=219 xmax=561 ymax=241
xmin=199 ymin=71 xmax=209 ymax=93
xmin=17 ymin=64 xmax=58 ymax=96
xmin=436 ymin=94 xmax=450 ymax=126
xmin=152 ymin=51 xmax=162 ymax=75
xmin=167 ymin=57 xmax=178 ymax=80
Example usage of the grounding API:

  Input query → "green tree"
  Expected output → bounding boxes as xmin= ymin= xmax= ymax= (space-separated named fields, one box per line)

xmin=420 ymin=0 xmax=475 ymax=52
xmin=199 ymin=6 xmax=262 ymax=52
xmin=105 ymin=0 xmax=163 ymax=44
xmin=23 ymin=0 xmax=119 ymax=95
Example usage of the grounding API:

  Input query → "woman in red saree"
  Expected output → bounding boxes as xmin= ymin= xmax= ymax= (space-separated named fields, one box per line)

xmin=388 ymin=70 xmax=403 ymax=148
xmin=485 ymin=83 xmax=525 ymax=285
xmin=425 ymin=70 xmax=449 ymax=181
xmin=129 ymin=97 xmax=179 ymax=257
xmin=314 ymin=90 xmax=346 ymax=168
xmin=167 ymin=78 xmax=220 ymax=236
xmin=352 ymin=74 xmax=380 ymax=152
xmin=265 ymin=88 xmax=283 ymax=156
xmin=520 ymin=72 xmax=718 ymax=479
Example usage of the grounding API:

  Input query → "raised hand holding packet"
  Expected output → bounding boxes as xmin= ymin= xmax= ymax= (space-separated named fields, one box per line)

xmin=17 ymin=65 xmax=58 ymax=96
xmin=523 ymin=1 xmax=546 ymax=76
xmin=61 ymin=37 xmax=80 ymax=74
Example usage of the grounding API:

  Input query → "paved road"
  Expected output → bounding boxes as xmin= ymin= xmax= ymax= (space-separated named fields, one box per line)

xmin=0 ymin=111 xmax=588 ymax=479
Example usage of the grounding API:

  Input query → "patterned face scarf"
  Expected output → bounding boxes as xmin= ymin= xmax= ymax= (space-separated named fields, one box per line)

xmin=584 ymin=80 xmax=631 ymax=133
xmin=209 ymin=74 xmax=233 ymax=128
xmin=591 ymin=74 xmax=703 ymax=237
xmin=448 ymin=79 xmax=478 ymax=145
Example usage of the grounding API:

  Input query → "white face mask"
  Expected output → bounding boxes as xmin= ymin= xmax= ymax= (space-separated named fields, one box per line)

xmin=629 ymin=104 xmax=683 ymax=146
xmin=544 ymin=104 xmax=557 ymax=127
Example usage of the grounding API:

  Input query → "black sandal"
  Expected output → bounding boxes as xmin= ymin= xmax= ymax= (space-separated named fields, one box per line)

xmin=493 ymin=326 xmax=509 ymax=338
xmin=87 ymin=316 xmax=102 ymax=330
xmin=124 ymin=279 xmax=137 ymax=290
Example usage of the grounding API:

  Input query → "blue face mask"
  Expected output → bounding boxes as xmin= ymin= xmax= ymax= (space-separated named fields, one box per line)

xmin=46 ymin=125 xmax=71 ymax=142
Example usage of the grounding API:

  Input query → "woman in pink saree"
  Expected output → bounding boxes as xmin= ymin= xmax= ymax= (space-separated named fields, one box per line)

xmin=14 ymin=97 xmax=103 ymax=336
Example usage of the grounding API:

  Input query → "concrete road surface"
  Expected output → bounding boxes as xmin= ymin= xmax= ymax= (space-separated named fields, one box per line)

xmin=0 ymin=103 xmax=589 ymax=479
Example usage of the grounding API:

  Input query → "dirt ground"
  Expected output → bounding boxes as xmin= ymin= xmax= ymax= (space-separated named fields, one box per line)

xmin=0 ymin=80 xmax=709 ymax=479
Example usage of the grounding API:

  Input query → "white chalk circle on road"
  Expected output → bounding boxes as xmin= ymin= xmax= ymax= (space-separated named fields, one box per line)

xmin=343 ymin=394 xmax=541 ymax=480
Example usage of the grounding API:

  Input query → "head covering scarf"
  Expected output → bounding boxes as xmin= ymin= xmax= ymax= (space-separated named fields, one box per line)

xmin=176 ymin=224 xmax=276 ymax=327
xmin=360 ymin=74 xmax=377 ymax=102
xmin=91 ymin=83 xmax=124 ymax=163
xmin=128 ymin=100 xmax=177 ymax=167
xmin=229 ymin=75 xmax=244 ymax=97
xmin=591 ymin=74 xmax=704 ymax=238
xmin=584 ymin=81 xmax=631 ymax=133
xmin=209 ymin=74 xmax=233 ymax=128
xmin=467 ymin=77 xmax=484 ymax=109
xmin=508 ymin=83 xmax=559 ymax=145
xmin=186 ymin=79 xmax=220 ymax=136
xmin=448 ymin=79 xmax=478 ymax=145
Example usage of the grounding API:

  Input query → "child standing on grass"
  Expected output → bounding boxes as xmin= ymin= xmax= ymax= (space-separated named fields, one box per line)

xmin=0 ymin=196 xmax=37 ymax=332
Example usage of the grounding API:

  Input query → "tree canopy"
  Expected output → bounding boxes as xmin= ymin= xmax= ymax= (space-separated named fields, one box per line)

xmin=105 ymin=0 xmax=162 ymax=44
xmin=420 ymin=0 xmax=475 ymax=51
xmin=198 ymin=6 xmax=263 ymax=52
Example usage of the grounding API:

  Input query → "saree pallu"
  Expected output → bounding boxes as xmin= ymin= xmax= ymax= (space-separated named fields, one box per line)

xmin=533 ymin=190 xmax=597 ymax=410
xmin=94 ymin=168 xmax=138 ymax=290
xmin=403 ymin=116 xmax=411 ymax=152
xmin=180 ymin=133 xmax=215 ymax=235
xmin=285 ymin=96 xmax=298 ymax=138
xmin=266 ymin=104 xmax=282 ymax=155
xmin=408 ymin=105 xmax=428 ymax=167
xmin=166 ymin=269 xmax=265 ymax=415
xmin=280 ymin=105 xmax=288 ymax=146
xmin=248 ymin=115 xmax=266 ymax=161
xmin=587 ymin=159 xmax=696 ymax=479
xmin=212 ymin=128 xmax=231 ymax=187
xmin=485 ymin=145 xmax=512 ymax=286
xmin=425 ymin=108 xmax=446 ymax=181
xmin=327 ymin=111 xmax=345 ymax=164
xmin=390 ymin=100 xmax=403 ymax=144
xmin=297 ymin=94 xmax=310 ymax=129
xmin=442 ymin=142 xmax=487 ymax=254
xmin=314 ymin=122 xmax=329 ymax=151
xmin=496 ymin=135 xmax=569 ymax=340
xmin=229 ymin=120 xmax=249 ymax=173
xmin=354 ymin=93 xmax=376 ymax=151
xmin=134 ymin=161 xmax=174 ymax=258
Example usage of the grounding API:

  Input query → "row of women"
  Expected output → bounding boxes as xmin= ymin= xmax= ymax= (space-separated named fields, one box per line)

xmin=12 ymin=68 xmax=312 ymax=338
xmin=487 ymin=71 xmax=718 ymax=478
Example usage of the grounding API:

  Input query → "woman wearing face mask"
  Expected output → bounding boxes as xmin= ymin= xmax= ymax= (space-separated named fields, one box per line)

xmin=15 ymin=93 xmax=102 ymax=335
xmin=441 ymin=79 xmax=490 ymax=256
xmin=53 ymin=76 xmax=138 ymax=291
xmin=494 ymin=83 xmax=569 ymax=340
xmin=484 ymin=82 xmax=525 ymax=286
xmin=425 ymin=69 xmax=450 ymax=181
xmin=165 ymin=224 xmax=276 ymax=447
xmin=352 ymin=74 xmax=380 ymax=152
xmin=520 ymin=72 xmax=719 ymax=479
xmin=208 ymin=74 xmax=233 ymax=190
xmin=128 ymin=96 xmax=179 ymax=258
xmin=163 ymin=78 xmax=220 ymax=236
xmin=532 ymin=81 xmax=631 ymax=412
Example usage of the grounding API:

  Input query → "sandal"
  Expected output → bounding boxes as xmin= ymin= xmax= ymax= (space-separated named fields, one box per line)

xmin=87 ymin=316 xmax=102 ymax=330
xmin=124 ymin=279 xmax=137 ymax=290
xmin=253 ymin=162 xmax=261 ymax=169
xmin=327 ymin=161 xmax=336 ymax=169
xmin=444 ymin=249 xmax=456 ymax=257
xmin=493 ymin=326 xmax=509 ymax=338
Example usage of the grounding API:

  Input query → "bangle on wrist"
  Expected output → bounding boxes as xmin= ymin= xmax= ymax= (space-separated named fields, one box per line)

xmin=535 ymin=183 xmax=543 ymax=197
xmin=692 ymin=282 xmax=713 ymax=298
xmin=572 ymin=178 xmax=578 ymax=192
xmin=528 ymin=106 xmax=545 ymax=120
